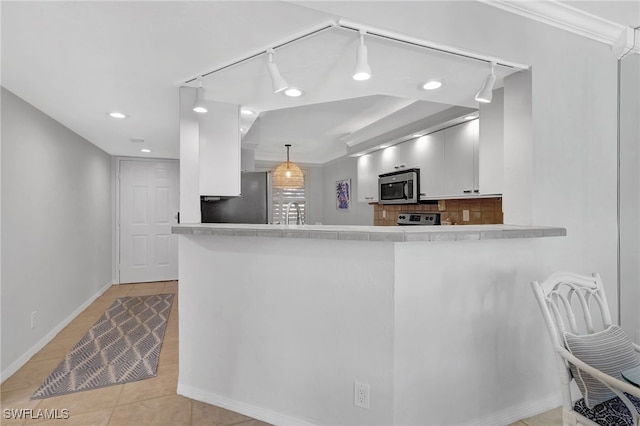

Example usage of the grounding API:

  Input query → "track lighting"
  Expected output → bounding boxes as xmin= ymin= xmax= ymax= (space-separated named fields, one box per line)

xmin=475 ymin=62 xmax=496 ymax=103
xmin=352 ymin=30 xmax=371 ymax=81
xmin=267 ymin=49 xmax=289 ymax=94
xmin=193 ymin=79 xmax=208 ymax=113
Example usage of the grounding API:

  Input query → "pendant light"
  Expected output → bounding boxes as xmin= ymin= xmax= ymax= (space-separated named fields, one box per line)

xmin=267 ymin=49 xmax=289 ymax=94
xmin=193 ymin=79 xmax=208 ymax=113
xmin=475 ymin=62 xmax=496 ymax=103
xmin=352 ymin=30 xmax=372 ymax=81
xmin=273 ymin=144 xmax=304 ymax=189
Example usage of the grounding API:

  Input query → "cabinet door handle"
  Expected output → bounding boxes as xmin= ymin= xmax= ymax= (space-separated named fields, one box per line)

xmin=473 ymin=189 xmax=479 ymax=193
xmin=463 ymin=190 xmax=472 ymax=194
xmin=364 ymin=196 xmax=374 ymax=200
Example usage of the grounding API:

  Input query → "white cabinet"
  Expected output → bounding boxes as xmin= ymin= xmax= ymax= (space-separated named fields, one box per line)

xmin=356 ymin=119 xmax=486 ymax=201
xmin=199 ymin=102 xmax=241 ymax=196
xmin=357 ymin=143 xmax=419 ymax=202
xmin=357 ymin=150 xmax=382 ymax=202
xmin=410 ymin=131 xmax=446 ymax=198
xmin=444 ymin=120 xmax=478 ymax=196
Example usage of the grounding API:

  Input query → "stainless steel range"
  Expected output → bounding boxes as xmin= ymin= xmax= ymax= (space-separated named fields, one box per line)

xmin=396 ymin=212 xmax=441 ymax=226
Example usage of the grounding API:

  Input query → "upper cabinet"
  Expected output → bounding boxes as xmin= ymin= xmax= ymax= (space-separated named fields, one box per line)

xmin=199 ymin=102 xmax=241 ymax=197
xmin=356 ymin=118 xmax=500 ymax=202
xmin=443 ymin=119 xmax=478 ymax=196
xmin=406 ymin=131 xmax=446 ymax=198
xmin=356 ymin=150 xmax=382 ymax=202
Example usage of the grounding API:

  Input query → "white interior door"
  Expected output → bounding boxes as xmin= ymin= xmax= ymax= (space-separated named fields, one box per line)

xmin=119 ymin=160 xmax=179 ymax=283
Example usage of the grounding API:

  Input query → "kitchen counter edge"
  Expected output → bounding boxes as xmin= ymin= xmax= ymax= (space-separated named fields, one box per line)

xmin=172 ymin=223 xmax=567 ymax=242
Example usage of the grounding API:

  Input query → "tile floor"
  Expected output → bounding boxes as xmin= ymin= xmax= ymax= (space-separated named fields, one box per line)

xmin=1 ymin=281 xmax=562 ymax=426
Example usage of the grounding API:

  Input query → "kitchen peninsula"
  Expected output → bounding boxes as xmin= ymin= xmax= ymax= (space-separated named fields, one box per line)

xmin=174 ymin=223 xmax=567 ymax=426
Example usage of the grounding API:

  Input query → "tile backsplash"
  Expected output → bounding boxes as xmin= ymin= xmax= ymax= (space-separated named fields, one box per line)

xmin=373 ymin=198 xmax=503 ymax=226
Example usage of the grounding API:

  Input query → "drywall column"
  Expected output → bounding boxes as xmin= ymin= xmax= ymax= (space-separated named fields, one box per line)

xmin=503 ymin=70 xmax=533 ymax=225
xmin=179 ymin=86 xmax=201 ymax=224
xmin=479 ymin=88 xmax=504 ymax=195
xmin=618 ymin=52 xmax=640 ymax=343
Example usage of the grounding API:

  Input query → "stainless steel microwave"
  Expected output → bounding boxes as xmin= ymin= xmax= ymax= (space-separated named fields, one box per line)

xmin=378 ymin=169 xmax=419 ymax=204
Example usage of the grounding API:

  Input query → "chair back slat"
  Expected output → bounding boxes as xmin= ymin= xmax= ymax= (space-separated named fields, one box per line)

xmin=532 ymin=272 xmax=612 ymax=345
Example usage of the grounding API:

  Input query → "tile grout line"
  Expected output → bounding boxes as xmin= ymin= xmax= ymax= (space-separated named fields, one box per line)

xmin=105 ymin=384 xmax=124 ymax=426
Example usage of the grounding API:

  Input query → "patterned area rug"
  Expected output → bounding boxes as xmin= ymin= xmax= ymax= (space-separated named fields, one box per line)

xmin=31 ymin=293 xmax=174 ymax=399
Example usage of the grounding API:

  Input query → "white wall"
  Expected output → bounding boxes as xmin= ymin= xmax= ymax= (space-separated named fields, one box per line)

xmin=1 ymin=88 xmax=112 ymax=378
xmin=322 ymin=156 xmax=374 ymax=226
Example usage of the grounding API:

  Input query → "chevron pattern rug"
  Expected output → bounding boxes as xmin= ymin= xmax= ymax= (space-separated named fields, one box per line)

xmin=31 ymin=293 xmax=174 ymax=399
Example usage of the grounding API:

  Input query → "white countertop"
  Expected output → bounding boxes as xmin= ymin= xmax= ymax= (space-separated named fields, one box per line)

xmin=172 ymin=223 xmax=566 ymax=242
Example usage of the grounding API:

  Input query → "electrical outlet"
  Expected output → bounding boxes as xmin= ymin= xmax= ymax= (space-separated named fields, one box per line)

xmin=354 ymin=381 xmax=370 ymax=409
xmin=30 ymin=311 xmax=38 ymax=329
xmin=462 ymin=209 xmax=470 ymax=221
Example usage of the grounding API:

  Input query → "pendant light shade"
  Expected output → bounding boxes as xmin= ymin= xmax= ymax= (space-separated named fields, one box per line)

xmin=193 ymin=79 xmax=208 ymax=113
xmin=267 ymin=49 xmax=289 ymax=94
xmin=273 ymin=144 xmax=304 ymax=189
xmin=475 ymin=62 xmax=496 ymax=103
xmin=352 ymin=30 xmax=371 ymax=81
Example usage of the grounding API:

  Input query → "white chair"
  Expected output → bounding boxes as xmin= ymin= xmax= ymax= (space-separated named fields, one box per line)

xmin=531 ymin=272 xmax=640 ymax=426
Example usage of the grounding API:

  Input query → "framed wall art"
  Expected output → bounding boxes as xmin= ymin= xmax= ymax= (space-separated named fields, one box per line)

xmin=336 ymin=179 xmax=351 ymax=211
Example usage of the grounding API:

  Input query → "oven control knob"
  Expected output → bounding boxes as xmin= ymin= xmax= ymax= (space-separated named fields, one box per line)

xmin=399 ymin=215 xmax=405 ymax=219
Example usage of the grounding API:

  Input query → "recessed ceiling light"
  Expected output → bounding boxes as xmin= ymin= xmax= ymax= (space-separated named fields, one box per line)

xmin=240 ymin=128 xmax=245 ymax=132
xmin=140 ymin=148 xmax=151 ymax=153
xmin=464 ymin=115 xmax=479 ymax=120
xmin=109 ymin=112 xmax=127 ymax=119
xmin=241 ymin=108 xmax=255 ymax=115
xmin=422 ymin=80 xmax=443 ymax=90
xmin=284 ymin=88 xmax=303 ymax=97
xmin=379 ymin=145 xmax=389 ymax=149
xmin=412 ymin=134 xmax=424 ymax=138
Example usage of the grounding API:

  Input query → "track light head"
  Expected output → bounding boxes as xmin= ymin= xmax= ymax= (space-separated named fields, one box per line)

xmin=475 ymin=62 xmax=496 ymax=103
xmin=267 ymin=49 xmax=289 ymax=94
xmin=353 ymin=30 xmax=371 ymax=81
xmin=193 ymin=80 xmax=208 ymax=113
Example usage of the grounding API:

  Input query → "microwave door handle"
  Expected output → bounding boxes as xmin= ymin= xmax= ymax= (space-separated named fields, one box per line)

xmin=404 ymin=182 xmax=409 ymax=199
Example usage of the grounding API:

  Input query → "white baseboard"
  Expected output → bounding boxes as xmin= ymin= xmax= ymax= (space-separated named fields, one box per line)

xmin=1 ymin=281 xmax=113 ymax=383
xmin=177 ymin=383 xmax=317 ymax=426
xmin=469 ymin=390 xmax=562 ymax=426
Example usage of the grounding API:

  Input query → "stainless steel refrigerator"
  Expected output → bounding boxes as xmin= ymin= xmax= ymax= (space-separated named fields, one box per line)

xmin=201 ymin=171 xmax=272 ymax=224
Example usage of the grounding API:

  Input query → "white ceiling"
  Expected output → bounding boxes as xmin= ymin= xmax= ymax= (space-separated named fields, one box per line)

xmin=2 ymin=1 xmax=635 ymax=164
